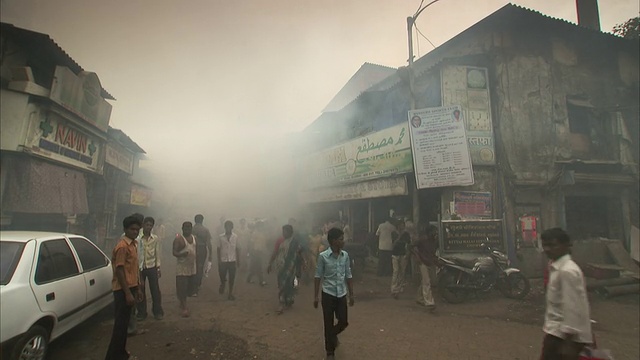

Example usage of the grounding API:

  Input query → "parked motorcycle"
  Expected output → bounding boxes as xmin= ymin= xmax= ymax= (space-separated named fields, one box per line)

xmin=437 ymin=242 xmax=530 ymax=303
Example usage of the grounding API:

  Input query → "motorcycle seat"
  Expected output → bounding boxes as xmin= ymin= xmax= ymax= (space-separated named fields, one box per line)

xmin=450 ymin=257 xmax=477 ymax=268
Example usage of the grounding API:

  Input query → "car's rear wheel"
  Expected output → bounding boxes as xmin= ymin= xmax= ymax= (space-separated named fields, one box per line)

xmin=10 ymin=325 xmax=49 ymax=360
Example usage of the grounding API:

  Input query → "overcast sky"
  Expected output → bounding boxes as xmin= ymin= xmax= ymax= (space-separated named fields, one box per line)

xmin=1 ymin=0 xmax=637 ymax=217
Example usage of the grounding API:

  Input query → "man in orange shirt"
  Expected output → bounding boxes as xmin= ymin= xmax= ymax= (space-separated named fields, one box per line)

xmin=105 ymin=215 xmax=144 ymax=360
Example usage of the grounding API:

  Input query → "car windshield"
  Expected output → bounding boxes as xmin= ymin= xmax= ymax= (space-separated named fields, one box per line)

xmin=1 ymin=242 xmax=26 ymax=285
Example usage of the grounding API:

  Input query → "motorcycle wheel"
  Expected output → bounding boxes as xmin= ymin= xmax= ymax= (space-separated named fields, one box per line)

xmin=500 ymin=272 xmax=530 ymax=299
xmin=438 ymin=270 xmax=468 ymax=304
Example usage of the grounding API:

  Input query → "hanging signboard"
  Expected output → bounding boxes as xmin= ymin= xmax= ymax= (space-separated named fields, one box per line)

xmin=302 ymin=123 xmax=413 ymax=188
xmin=441 ymin=219 xmax=504 ymax=252
xmin=130 ymin=184 xmax=152 ymax=207
xmin=299 ymin=176 xmax=408 ymax=203
xmin=23 ymin=112 xmax=103 ymax=173
xmin=441 ymin=66 xmax=496 ymax=165
xmin=49 ymin=66 xmax=112 ymax=133
xmin=105 ymin=142 xmax=134 ymax=174
xmin=408 ymin=105 xmax=474 ymax=189
xmin=453 ymin=191 xmax=492 ymax=219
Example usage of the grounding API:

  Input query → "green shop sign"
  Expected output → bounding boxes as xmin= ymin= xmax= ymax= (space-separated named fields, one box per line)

xmin=303 ymin=123 xmax=413 ymax=188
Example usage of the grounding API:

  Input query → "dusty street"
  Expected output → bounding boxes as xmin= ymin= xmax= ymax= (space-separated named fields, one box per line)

xmin=48 ymin=258 xmax=639 ymax=360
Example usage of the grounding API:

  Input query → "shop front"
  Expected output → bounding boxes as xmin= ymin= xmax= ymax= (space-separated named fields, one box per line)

xmin=0 ymin=59 xmax=115 ymax=234
xmin=298 ymin=122 xmax=413 ymax=239
xmin=1 ymin=106 xmax=104 ymax=233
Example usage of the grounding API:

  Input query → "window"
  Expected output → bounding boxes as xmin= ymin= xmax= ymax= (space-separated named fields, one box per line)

xmin=1 ymin=242 xmax=26 ymax=285
xmin=35 ymin=239 xmax=80 ymax=284
xmin=69 ymin=237 xmax=109 ymax=272
xmin=567 ymin=101 xmax=592 ymax=134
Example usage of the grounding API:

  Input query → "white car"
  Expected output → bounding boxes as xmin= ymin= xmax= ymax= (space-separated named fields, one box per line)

xmin=0 ymin=232 xmax=114 ymax=360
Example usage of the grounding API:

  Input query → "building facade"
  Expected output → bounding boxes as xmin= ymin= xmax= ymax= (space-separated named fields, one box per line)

xmin=0 ymin=23 xmax=151 ymax=248
xmin=297 ymin=4 xmax=639 ymax=274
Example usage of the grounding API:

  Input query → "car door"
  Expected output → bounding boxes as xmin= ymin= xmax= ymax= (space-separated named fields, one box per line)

xmin=68 ymin=236 xmax=113 ymax=318
xmin=31 ymin=238 xmax=87 ymax=339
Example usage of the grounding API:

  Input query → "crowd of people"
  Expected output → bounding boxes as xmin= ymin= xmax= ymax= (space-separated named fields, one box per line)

xmin=103 ymin=213 xmax=359 ymax=360
xmin=102 ymin=212 xmax=594 ymax=360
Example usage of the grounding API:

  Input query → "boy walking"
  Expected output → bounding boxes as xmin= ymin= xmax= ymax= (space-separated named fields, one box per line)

xmin=390 ymin=220 xmax=411 ymax=299
xmin=218 ymin=220 xmax=240 ymax=300
xmin=314 ymin=228 xmax=355 ymax=360
xmin=137 ymin=216 xmax=164 ymax=321
xmin=412 ymin=225 xmax=438 ymax=311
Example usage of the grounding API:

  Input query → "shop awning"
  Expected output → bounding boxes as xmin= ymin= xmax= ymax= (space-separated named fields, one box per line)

xmin=298 ymin=175 xmax=409 ymax=203
xmin=3 ymin=156 xmax=89 ymax=214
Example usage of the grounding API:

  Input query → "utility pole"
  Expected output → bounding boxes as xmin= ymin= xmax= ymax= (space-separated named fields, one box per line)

xmin=407 ymin=0 xmax=440 ymax=231
xmin=407 ymin=15 xmax=420 ymax=230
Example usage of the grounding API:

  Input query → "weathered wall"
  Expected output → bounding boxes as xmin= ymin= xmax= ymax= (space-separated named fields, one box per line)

xmin=491 ymin=31 xmax=639 ymax=182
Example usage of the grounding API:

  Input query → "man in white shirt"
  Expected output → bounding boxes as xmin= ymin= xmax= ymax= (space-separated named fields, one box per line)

xmin=137 ymin=216 xmax=164 ymax=321
xmin=375 ymin=218 xmax=397 ymax=277
xmin=540 ymin=228 xmax=592 ymax=360
xmin=218 ymin=220 xmax=240 ymax=300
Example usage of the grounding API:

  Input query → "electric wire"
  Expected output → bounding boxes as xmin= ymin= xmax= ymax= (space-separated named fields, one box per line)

xmin=415 ymin=24 xmax=436 ymax=49
xmin=415 ymin=26 xmax=421 ymax=57
xmin=414 ymin=0 xmax=426 ymax=17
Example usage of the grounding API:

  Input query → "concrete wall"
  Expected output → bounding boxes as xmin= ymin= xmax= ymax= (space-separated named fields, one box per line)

xmin=0 ymin=89 xmax=30 ymax=151
xmin=516 ymin=239 xmax=613 ymax=278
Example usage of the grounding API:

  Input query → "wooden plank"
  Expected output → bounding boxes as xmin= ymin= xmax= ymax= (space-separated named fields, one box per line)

xmin=586 ymin=263 xmax=625 ymax=270
xmin=604 ymin=239 xmax=640 ymax=275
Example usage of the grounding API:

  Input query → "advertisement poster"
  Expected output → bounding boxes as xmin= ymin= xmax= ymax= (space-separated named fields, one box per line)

xmin=130 ymin=184 xmax=152 ymax=207
xmin=302 ymin=123 xmax=413 ymax=188
xmin=408 ymin=105 xmax=474 ymax=189
xmin=454 ymin=191 xmax=492 ymax=219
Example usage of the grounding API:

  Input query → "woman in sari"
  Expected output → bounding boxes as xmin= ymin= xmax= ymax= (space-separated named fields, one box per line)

xmin=268 ymin=224 xmax=303 ymax=314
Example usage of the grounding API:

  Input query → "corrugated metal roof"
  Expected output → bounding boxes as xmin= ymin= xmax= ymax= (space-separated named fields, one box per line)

xmin=0 ymin=22 xmax=116 ymax=100
xmin=108 ymin=126 xmax=145 ymax=153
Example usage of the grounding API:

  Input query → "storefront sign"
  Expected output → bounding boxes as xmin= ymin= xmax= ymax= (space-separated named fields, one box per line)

xmin=441 ymin=219 xmax=504 ymax=252
xmin=454 ymin=191 xmax=492 ymax=219
xmin=300 ymin=176 xmax=408 ymax=203
xmin=24 ymin=112 xmax=103 ymax=173
xmin=130 ymin=184 xmax=152 ymax=207
xmin=49 ymin=66 xmax=112 ymax=133
xmin=408 ymin=105 xmax=474 ymax=189
xmin=303 ymin=123 xmax=413 ymax=188
xmin=441 ymin=66 xmax=496 ymax=165
xmin=105 ymin=142 xmax=134 ymax=174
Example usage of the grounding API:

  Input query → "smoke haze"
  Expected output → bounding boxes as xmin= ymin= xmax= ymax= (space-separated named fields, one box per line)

xmin=1 ymin=0 xmax=637 ymax=224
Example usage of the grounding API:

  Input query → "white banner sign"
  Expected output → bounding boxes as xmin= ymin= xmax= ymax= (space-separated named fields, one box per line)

xmin=299 ymin=176 xmax=408 ymax=203
xmin=408 ymin=105 xmax=474 ymax=189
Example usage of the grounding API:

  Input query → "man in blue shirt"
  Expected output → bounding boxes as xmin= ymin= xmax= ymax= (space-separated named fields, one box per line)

xmin=314 ymin=228 xmax=355 ymax=360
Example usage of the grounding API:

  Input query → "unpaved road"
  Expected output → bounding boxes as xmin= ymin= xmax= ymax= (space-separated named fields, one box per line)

xmin=48 ymin=258 xmax=639 ymax=360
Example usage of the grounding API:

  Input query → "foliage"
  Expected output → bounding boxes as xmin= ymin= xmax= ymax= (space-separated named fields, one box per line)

xmin=612 ymin=17 xmax=639 ymax=39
